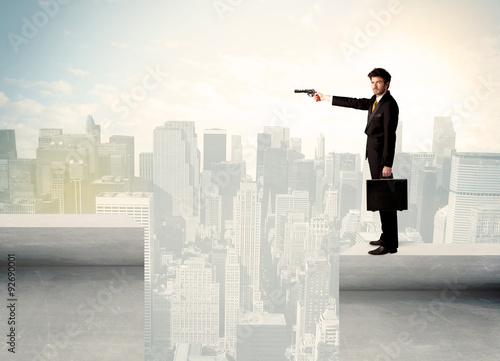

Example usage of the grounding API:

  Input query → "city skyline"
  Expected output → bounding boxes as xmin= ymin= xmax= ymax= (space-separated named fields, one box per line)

xmin=1 ymin=1 xmax=500 ymax=360
xmin=1 ymin=0 xmax=500 ymax=178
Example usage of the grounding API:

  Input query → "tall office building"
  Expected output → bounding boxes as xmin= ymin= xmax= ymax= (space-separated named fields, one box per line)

xmin=231 ymin=134 xmax=243 ymax=162
xmin=262 ymin=147 xmax=289 ymax=221
xmin=308 ymin=216 xmax=330 ymax=252
xmin=445 ymin=153 xmax=500 ymax=243
xmin=109 ymin=135 xmax=135 ymax=180
xmin=416 ymin=167 xmax=439 ymax=243
xmin=95 ymin=191 xmax=153 ymax=348
xmin=0 ymin=159 xmax=8 ymax=201
xmin=324 ymin=153 xmax=360 ymax=188
xmin=338 ymin=170 xmax=362 ymax=220
xmin=153 ymin=121 xmax=200 ymax=220
xmin=233 ymin=182 xmax=261 ymax=312
xmin=289 ymin=159 xmax=315 ymax=204
xmin=433 ymin=116 xmax=456 ymax=207
xmin=263 ymin=126 xmax=290 ymax=149
xmin=256 ymin=132 xmax=272 ymax=181
xmin=140 ymin=152 xmax=153 ymax=181
xmin=210 ymin=161 xmax=246 ymax=230
xmin=0 ymin=129 xmax=17 ymax=159
xmin=432 ymin=116 xmax=456 ymax=157
xmin=314 ymin=302 xmax=340 ymax=361
xmin=86 ymin=115 xmax=101 ymax=144
xmin=396 ymin=120 xmax=403 ymax=153
xmin=98 ymin=142 xmax=128 ymax=178
xmin=301 ymin=258 xmax=331 ymax=335
xmin=323 ymin=187 xmax=339 ymax=221
xmin=315 ymin=134 xmax=325 ymax=160
xmin=393 ymin=152 xmax=435 ymax=205
xmin=203 ymin=128 xmax=226 ymax=171
xmin=36 ymin=124 xmax=98 ymax=200
xmin=9 ymin=159 xmax=36 ymax=199
xmin=170 ymin=258 xmax=219 ymax=346
xmin=274 ymin=191 xmax=310 ymax=253
xmin=468 ymin=205 xmax=500 ymax=244
xmin=236 ymin=312 xmax=287 ymax=361
xmin=283 ymin=212 xmax=308 ymax=269
xmin=432 ymin=206 xmax=448 ymax=244
xmin=341 ymin=209 xmax=361 ymax=236
xmin=224 ymin=248 xmax=240 ymax=349
xmin=211 ymin=248 xmax=228 ymax=339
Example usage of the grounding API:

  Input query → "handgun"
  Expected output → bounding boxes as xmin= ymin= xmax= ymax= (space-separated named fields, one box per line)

xmin=294 ymin=89 xmax=316 ymax=97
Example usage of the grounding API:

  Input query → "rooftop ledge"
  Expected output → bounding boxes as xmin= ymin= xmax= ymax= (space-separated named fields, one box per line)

xmin=340 ymin=243 xmax=500 ymax=291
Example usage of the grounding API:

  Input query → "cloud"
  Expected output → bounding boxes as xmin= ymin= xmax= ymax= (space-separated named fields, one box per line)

xmin=5 ymin=78 xmax=73 ymax=95
xmin=68 ymin=67 xmax=89 ymax=77
xmin=0 ymin=92 xmax=9 ymax=107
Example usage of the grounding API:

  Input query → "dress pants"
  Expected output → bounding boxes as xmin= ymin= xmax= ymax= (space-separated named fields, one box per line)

xmin=368 ymin=158 xmax=399 ymax=249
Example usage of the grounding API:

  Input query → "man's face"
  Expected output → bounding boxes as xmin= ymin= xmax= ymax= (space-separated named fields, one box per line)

xmin=371 ymin=76 xmax=389 ymax=96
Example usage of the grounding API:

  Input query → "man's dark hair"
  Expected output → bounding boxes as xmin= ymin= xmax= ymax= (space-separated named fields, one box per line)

xmin=368 ymin=68 xmax=391 ymax=83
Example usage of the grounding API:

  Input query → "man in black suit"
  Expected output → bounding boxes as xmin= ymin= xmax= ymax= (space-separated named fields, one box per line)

xmin=314 ymin=68 xmax=399 ymax=255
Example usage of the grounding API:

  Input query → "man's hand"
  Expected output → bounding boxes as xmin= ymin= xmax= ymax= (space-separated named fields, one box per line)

xmin=314 ymin=92 xmax=331 ymax=103
xmin=382 ymin=166 xmax=392 ymax=178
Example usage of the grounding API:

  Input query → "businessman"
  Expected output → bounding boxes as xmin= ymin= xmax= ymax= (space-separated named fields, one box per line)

xmin=314 ymin=68 xmax=399 ymax=255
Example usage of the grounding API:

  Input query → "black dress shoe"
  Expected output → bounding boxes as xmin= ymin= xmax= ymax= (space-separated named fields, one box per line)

xmin=368 ymin=246 xmax=397 ymax=255
xmin=369 ymin=239 xmax=383 ymax=246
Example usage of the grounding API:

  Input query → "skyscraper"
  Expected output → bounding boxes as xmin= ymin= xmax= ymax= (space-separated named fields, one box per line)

xmin=109 ymin=135 xmax=135 ymax=180
xmin=139 ymin=152 xmax=153 ymax=181
xmin=432 ymin=116 xmax=456 ymax=157
xmin=274 ymin=191 xmax=310 ymax=253
xmin=314 ymin=302 xmax=339 ymax=361
xmin=0 ymin=129 xmax=17 ymax=159
xmin=315 ymin=133 xmax=325 ymax=160
xmin=289 ymin=159 xmax=315 ymax=204
xmin=256 ymin=132 xmax=272 ymax=181
xmin=203 ymin=128 xmax=226 ymax=171
xmin=231 ymin=134 xmax=242 ymax=162
xmin=224 ymin=248 xmax=240 ymax=349
xmin=301 ymin=258 xmax=331 ymax=335
xmin=153 ymin=121 xmax=200 ymax=220
xmin=263 ymin=126 xmax=290 ymax=149
xmin=170 ymin=257 xmax=219 ymax=346
xmin=445 ymin=153 xmax=500 ymax=243
xmin=416 ymin=167 xmax=438 ymax=243
xmin=233 ymin=182 xmax=261 ymax=312
xmin=338 ymin=170 xmax=362 ymax=220
xmin=262 ymin=147 xmax=288 ymax=221
xmin=468 ymin=205 xmax=500 ymax=243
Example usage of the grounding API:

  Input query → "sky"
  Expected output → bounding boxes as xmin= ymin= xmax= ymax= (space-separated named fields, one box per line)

xmin=1 ymin=0 xmax=500 ymax=176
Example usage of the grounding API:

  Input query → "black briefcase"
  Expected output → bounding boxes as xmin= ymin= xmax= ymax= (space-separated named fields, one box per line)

xmin=366 ymin=177 xmax=408 ymax=211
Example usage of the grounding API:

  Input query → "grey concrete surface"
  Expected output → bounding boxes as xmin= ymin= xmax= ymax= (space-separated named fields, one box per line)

xmin=340 ymin=243 xmax=500 ymax=291
xmin=0 ymin=266 xmax=144 ymax=361
xmin=339 ymin=290 xmax=500 ymax=361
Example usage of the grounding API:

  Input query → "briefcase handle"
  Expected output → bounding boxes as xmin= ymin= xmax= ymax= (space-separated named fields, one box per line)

xmin=380 ymin=173 xmax=394 ymax=179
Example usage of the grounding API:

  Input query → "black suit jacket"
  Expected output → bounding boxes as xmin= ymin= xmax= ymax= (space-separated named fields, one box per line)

xmin=332 ymin=91 xmax=399 ymax=171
